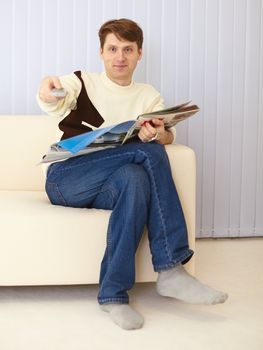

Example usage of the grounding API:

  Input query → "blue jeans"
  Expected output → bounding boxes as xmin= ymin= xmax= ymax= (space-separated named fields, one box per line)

xmin=45 ymin=142 xmax=194 ymax=304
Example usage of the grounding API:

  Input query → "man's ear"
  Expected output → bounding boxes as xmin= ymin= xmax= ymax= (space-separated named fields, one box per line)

xmin=138 ymin=49 xmax=143 ymax=60
xmin=99 ymin=47 xmax=103 ymax=58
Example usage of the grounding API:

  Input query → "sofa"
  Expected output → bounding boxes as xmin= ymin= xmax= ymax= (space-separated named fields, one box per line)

xmin=0 ymin=115 xmax=196 ymax=286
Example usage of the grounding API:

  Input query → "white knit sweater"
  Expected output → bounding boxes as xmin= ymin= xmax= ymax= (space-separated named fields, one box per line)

xmin=37 ymin=71 xmax=176 ymax=142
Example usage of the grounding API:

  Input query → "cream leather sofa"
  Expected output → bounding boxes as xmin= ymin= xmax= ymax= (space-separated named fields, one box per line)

xmin=0 ymin=115 xmax=196 ymax=286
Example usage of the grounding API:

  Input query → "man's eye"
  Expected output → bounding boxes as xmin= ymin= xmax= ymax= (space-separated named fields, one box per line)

xmin=109 ymin=47 xmax=116 ymax=52
xmin=125 ymin=48 xmax=133 ymax=53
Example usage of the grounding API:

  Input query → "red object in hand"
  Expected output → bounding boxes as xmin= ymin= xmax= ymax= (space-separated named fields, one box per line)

xmin=142 ymin=120 xmax=155 ymax=127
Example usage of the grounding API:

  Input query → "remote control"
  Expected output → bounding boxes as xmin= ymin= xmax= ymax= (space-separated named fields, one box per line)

xmin=50 ymin=88 xmax=67 ymax=98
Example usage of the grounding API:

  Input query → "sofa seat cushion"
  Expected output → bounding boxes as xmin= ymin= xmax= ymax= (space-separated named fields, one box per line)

xmin=0 ymin=191 xmax=156 ymax=285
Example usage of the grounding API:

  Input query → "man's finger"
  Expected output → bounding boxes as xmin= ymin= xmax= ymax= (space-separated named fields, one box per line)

xmin=51 ymin=76 xmax=63 ymax=89
xmin=144 ymin=122 xmax=158 ymax=135
xmin=151 ymin=118 xmax=164 ymax=126
xmin=141 ymin=125 xmax=157 ymax=140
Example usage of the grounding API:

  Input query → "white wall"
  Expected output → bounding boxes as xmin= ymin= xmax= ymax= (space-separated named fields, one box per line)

xmin=1 ymin=0 xmax=262 ymax=238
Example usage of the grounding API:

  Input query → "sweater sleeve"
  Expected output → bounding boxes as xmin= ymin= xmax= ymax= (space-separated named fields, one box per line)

xmin=36 ymin=73 xmax=82 ymax=118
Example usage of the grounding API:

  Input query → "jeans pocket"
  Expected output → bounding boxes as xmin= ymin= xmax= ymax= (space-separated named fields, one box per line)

xmin=45 ymin=181 xmax=68 ymax=206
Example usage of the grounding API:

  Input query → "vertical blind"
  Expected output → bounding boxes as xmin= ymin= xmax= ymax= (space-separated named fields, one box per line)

xmin=1 ymin=0 xmax=262 ymax=237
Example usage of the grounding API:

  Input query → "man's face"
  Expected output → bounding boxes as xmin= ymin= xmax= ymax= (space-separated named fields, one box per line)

xmin=100 ymin=33 xmax=142 ymax=86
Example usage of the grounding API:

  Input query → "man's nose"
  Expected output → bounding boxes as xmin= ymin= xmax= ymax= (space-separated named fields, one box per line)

xmin=116 ymin=50 xmax=125 ymax=61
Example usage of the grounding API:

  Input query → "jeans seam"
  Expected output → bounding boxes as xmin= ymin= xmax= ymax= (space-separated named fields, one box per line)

xmin=96 ymin=185 xmax=118 ymax=262
xmin=137 ymin=149 xmax=173 ymax=262
xmin=46 ymin=181 xmax=68 ymax=206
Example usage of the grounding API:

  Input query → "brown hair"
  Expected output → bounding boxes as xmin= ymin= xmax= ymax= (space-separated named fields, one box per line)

xmin=99 ymin=18 xmax=143 ymax=50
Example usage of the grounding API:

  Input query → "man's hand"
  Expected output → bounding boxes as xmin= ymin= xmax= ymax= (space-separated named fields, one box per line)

xmin=39 ymin=76 xmax=65 ymax=103
xmin=138 ymin=118 xmax=173 ymax=145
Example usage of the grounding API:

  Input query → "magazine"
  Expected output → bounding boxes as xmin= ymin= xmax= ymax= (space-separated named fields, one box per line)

xmin=40 ymin=100 xmax=199 ymax=164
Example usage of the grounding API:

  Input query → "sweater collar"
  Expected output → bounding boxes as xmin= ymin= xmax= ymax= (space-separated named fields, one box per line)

xmin=100 ymin=71 xmax=134 ymax=92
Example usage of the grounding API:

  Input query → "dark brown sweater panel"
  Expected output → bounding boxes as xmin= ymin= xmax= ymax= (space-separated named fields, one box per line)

xmin=58 ymin=71 xmax=105 ymax=140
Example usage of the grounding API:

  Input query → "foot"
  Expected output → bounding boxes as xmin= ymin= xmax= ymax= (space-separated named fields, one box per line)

xmin=156 ymin=264 xmax=228 ymax=305
xmin=100 ymin=304 xmax=144 ymax=330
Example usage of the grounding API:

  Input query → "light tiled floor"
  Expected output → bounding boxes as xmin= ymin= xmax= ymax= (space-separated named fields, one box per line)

xmin=0 ymin=238 xmax=262 ymax=350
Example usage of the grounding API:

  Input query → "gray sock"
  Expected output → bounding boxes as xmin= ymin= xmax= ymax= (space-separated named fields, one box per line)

xmin=100 ymin=304 xmax=144 ymax=330
xmin=156 ymin=264 xmax=228 ymax=305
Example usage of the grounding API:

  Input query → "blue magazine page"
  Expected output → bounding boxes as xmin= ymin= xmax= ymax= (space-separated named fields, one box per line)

xmin=57 ymin=120 xmax=134 ymax=154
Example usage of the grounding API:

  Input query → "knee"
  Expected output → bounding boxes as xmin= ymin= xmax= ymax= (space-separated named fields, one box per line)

xmin=119 ymin=164 xmax=151 ymax=197
xmin=139 ymin=142 xmax=168 ymax=165
xmin=122 ymin=164 xmax=149 ymax=185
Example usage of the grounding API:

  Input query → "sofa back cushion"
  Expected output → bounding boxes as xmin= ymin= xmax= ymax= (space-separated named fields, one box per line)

xmin=0 ymin=115 xmax=57 ymax=191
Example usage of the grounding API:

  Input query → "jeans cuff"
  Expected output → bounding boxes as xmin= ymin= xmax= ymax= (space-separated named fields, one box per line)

xmin=98 ymin=297 xmax=129 ymax=305
xmin=153 ymin=249 xmax=194 ymax=272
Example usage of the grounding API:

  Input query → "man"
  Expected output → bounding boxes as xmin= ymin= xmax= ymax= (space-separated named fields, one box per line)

xmin=37 ymin=18 xmax=227 ymax=330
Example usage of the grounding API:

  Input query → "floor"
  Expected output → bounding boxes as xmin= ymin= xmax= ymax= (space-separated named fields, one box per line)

xmin=0 ymin=238 xmax=262 ymax=350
